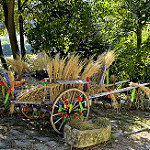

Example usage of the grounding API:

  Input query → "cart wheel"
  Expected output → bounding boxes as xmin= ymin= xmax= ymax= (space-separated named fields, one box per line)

xmin=50 ymin=88 xmax=90 ymax=134
xmin=20 ymin=104 xmax=49 ymax=120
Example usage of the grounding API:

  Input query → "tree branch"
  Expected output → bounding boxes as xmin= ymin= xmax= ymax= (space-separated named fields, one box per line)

xmin=21 ymin=0 xmax=28 ymax=8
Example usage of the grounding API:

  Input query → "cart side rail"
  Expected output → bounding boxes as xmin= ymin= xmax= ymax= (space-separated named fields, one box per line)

xmin=88 ymin=82 xmax=150 ymax=99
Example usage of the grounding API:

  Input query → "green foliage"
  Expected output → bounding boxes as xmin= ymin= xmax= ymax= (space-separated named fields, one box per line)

xmin=25 ymin=0 xmax=107 ymax=57
xmin=0 ymin=0 xmax=149 ymax=83
xmin=92 ymin=0 xmax=150 ymax=83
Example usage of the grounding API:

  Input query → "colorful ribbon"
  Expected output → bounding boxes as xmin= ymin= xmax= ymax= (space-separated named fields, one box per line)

xmin=42 ymin=79 xmax=47 ymax=86
xmin=131 ymin=88 xmax=136 ymax=102
xmin=85 ymin=77 xmax=89 ymax=91
xmin=0 ymin=81 xmax=5 ymax=97
xmin=4 ymin=88 xmax=11 ymax=104
xmin=106 ymin=69 xmax=109 ymax=84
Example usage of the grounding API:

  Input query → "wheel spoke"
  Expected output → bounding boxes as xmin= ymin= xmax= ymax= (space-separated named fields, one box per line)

xmin=58 ymin=120 xmax=65 ymax=131
xmin=52 ymin=113 xmax=60 ymax=117
xmin=71 ymin=91 xmax=76 ymax=104
xmin=54 ymin=117 xmax=63 ymax=125
xmin=73 ymin=99 xmax=87 ymax=110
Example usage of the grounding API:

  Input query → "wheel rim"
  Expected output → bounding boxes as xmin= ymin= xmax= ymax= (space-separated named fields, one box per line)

xmin=50 ymin=88 xmax=90 ymax=134
xmin=20 ymin=104 xmax=48 ymax=120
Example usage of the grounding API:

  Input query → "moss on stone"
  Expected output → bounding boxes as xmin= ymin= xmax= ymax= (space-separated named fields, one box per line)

xmin=69 ymin=118 xmax=110 ymax=131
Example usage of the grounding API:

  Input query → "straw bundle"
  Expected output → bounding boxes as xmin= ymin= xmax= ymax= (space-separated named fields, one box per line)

xmin=16 ymin=84 xmax=60 ymax=103
xmin=86 ymin=81 xmax=103 ymax=96
xmin=37 ymin=52 xmax=49 ymax=70
xmin=47 ymin=61 xmax=53 ymax=83
xmin=29 ymin=57 xmax=39 ymax=70
xmin=110 ymin=75 xmax=116 ymax=83
xmin=17 ymin=85 xmax=45 ymax=102
xmin=53 ymin=54 xmax=60 ymax=82
xmin=81 ymin=62 xmax=99 ymax=80
xmin=6 ymin=55 xmax=30 ymax=77
xmin=129 ymin=82 xmax=150 ymax=100
xmin=62 ymin=54 xmax=76 ymax=80
xmin=86 ymin=81 xmax=119 ymax=110
xmin=7 ymin=71 xmax=15 ymax=114
xmin=36 ymin=59 xmax=43 ymax=70
xmin=97 ymin=50 xmax=116 ymax=69
xmin=57 ymin=56 xmax=66 ymax=80
xmin=94 ymin=50 xmax=116 ymax=84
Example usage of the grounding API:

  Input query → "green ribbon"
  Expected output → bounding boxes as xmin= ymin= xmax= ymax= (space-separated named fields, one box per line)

xmin=2 ymin=85 xmax=5 ymax=97
xmin=4 ymin=93 xmax=10 ymax=104
xmin=131 ymin=88 xmax=136 ymax=102
xmin=106 ymin=69 xmax=109 ymax=84
xmin=4 ymin=89 xmax=11 ymax=104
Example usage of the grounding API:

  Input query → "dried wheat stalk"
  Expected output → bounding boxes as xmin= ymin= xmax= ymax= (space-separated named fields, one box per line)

xmin=62 ymin=54 xmax=75 ymax=80
xmin=29 ymin=57 xmax=39 ymax=70
xmin=6 ymin=55 xmax=30 ymax=76
xmin=53 ymin=54 xmax=60 ymax=82
xmin=130 ymin=82 xmax=150 ymax=100
xmin=47 ymin=60 xmax=53 ymax=83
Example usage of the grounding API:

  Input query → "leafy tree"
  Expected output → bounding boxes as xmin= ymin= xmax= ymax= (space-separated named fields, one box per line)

xmin=0 ymin=0 xmax=20 ymax=59
xmin=92 ymin=0 xmax=150 ymax=82
xmin=26 ymin=0 xmax=101 ymax=57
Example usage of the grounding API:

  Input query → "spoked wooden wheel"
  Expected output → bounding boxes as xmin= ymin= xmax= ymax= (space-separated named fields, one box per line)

xmin=50 ymin=88 xmax=90 ymax=134
xmin=20 ymin=104 xmax=49 ymax=120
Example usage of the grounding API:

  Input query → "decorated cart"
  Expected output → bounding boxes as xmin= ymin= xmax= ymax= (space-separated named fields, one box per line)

xmin=0 ymin=51 xmax=149 ymax=134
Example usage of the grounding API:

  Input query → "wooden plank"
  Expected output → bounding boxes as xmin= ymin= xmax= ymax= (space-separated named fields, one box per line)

xmin=88 ymin=83 xmax=150 ymax=99
xmin=11 ymin=100 xmax=44 ymax=104
xmin=56 ymin=80 xmax=88 ymax=84
xmin=11 ymin=100 xmax=53 ymax=105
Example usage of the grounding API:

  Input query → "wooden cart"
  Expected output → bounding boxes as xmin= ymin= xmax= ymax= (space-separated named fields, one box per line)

xmin=0 ymin=68 xmax=149 ymax=135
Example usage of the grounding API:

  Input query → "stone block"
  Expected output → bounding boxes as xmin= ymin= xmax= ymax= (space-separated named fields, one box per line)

xmin=64 ymin=120 xmax=111 ymax=148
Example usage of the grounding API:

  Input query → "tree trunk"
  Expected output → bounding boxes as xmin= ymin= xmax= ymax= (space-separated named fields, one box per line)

xmin=6 ymin=0 xmax=20 ymax=59
xmin=137 ymin=26 xmax=142 ymax=49
xmin=136 ymin=10 xmax=142 ymax=49
xmin=18 ymin=0 xmax=26 ymax=59
xmin=0 ymin=39 xmax=8 ymax=70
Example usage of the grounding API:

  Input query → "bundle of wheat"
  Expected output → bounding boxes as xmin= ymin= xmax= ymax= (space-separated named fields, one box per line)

xmin=97 ymin=50 xmax=116 ymax=69
xmin=53 ymin=54 xmax=60 ymax=82
xmin=37 ymin=52 xmax=49 ymax=70
xmin=29 ymin=57 xmax=39 ymax=70
xmin=86 ymin=81 xmax=119 ymax=111
xmin=130 ymin=82 xmax=150 ymax=100
xmin=16 ymin=84 xmax=60 ymax=103
xmin=94 ymin=50 xmax=116 ymax=84
xmin=7 ymin=71 xmax=15 ymax=114
xmin=110 ymin=75 xmax=116 ymax=83
xmin=6 ymin=55 xmax=30 ymax=78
